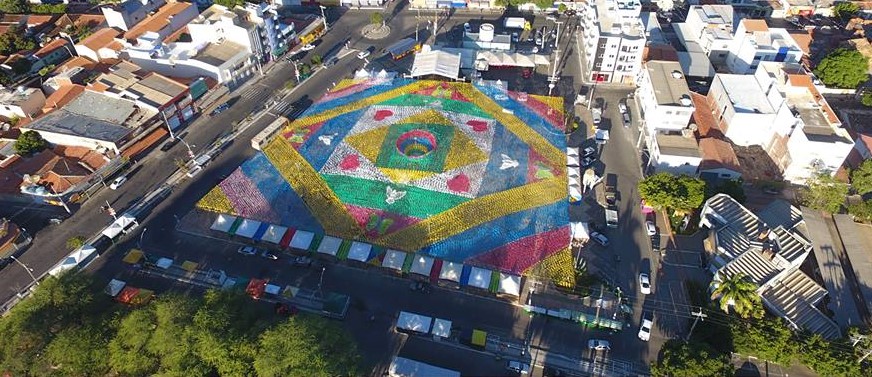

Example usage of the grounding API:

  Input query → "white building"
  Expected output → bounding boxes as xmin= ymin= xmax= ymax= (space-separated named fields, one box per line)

xmin=101 ymin=0 xmax=166 ymax=31
xmin=675 ymin=5 xmax=736 ymax=67
xmin=637 ymin=60 xmax=695 ymax=134
xmin=708 ymin=62 xmax=852 ymax=182
xmin=120 ymin=1 xmax=199 ymax=43
xmin=0 ymin=87 xmax=46 ymax=120
xmin=650 ymin=133 xmax=702 ymax=176
xmin=727 ymin=19 xmax=803 ymax=74
xmin=580 ymin=0 xmax=646 ymax=84
xmin=190 ymin=5 xmax=267 ymax=61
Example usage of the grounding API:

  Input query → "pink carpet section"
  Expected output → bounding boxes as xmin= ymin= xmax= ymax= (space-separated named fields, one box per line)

xmin=467 ymin=226 xmax=571 ymax=273
xmin=218 ymin=169 xmax=280 ymax=223
xmin=509 ymin=92 xmax=564 ymax=131
xmin=345 ymin=205 xmax=422 ymax=239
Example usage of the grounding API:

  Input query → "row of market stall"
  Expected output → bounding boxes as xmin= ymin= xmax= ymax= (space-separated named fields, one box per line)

xmin=567 ymin=147 xmax=583 ymax=203
xmin=210 ymin=214 xmax=523 ymax=297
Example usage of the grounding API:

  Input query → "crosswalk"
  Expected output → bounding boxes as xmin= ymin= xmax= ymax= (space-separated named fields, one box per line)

xmin=238 ymin=86 xmax=271 ymax=105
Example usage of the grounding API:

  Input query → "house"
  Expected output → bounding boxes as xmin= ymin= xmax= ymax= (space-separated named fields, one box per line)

xmin=30 ymin=39 xmax=74 ymax=74
xmin=121 ymin=1 xmax=199 ymax=43
xmin=650 ymin=133 xmax=703 ymax=175
xmin=675 ymin=5 xmax=736 ymax=67
xmin=0 ymin=87 xmax=46 ymax=120
xmin=189 ymin=5 xmax=268 ymax=62
xmin=101 ymin=0 xmax=167 ymax=31
xmin=637 ymin=60 xmax=696 ymax=133
xmin=88 ymin=61 xmax=195 ymax=131
xmin=41 ymin=84 xmax=86 ymax=114
xmin=691 ymin=92 xmax=742 ymax=180
xmin=74 ymin=28 xmax=124 ymax=62
xmin=21 ymin=109 xmax=134 ymax=153
xmin=700 ymin=193 xmax=841 ymax=340
xmin=727 ymin=19 xmax=803 ymax=74
xmin=580 ymin=0 xmax=647 ymax=84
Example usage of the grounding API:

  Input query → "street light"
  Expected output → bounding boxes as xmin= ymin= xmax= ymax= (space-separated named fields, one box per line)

xmin=319 ymin=6 xmax=329 ymax=31
xmin=317 ymin=266 xmax=326 ymax=295
xmin=177 ymin=136 xmax=195 ymax=159
xmin=138 ymin=227 xmax=147 ymax=249
xmin=10 ymin=256 xmax=38 ymax=287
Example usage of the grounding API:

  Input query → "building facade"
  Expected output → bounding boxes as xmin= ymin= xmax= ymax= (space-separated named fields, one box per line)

xmin=580 ymin=0 xmax=646 ymax=84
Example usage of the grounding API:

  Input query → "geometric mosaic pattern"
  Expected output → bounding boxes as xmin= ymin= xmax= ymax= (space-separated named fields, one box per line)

xmin=197 ymin=78 xmax=571 ymax=274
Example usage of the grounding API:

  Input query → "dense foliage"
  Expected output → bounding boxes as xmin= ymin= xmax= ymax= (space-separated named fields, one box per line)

xmin=650 ymin=340 xmax=732 ymax=377
xmin=709 ymin=273 xmax=763 ymax=319
xmin=800 ymin=172 xmax=849 ymax=213
xmin=14 ymin=130 xmax=49 ymax=156
xmin=862 ymin=92 xmax=872 ymax=108
xmin=851 ymin=159 xmax=872 ymax=195
xmin=0 ymin=31 xmax=36 ymax=55
xmin=833 ymin=1 xmax=860 ymax=19
xmin=495 ymin=0 xmax=553 ymax=9
xmin=814 ymin=48 xmax=869 ymax=89
xmin=638 ymin=172 xmax=706 ymax=214
xmin=0 ymin=273 xmax=361 ymax=376
xmin=705 ymin=179 xmax=746 ymax=203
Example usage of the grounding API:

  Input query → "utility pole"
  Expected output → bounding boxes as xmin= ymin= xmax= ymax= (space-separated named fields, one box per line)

xmin=10 ymin=256 xmax=38 ymax=287
xmin=319 ymin=6 xmax=329 ymax=31
xmin=686 ymin=307 xmax=707 ymax=341
xmin=105 ymin=200 xmax=117 ymax=220
xmin=548 ymin=21 xmax=564 ymax=96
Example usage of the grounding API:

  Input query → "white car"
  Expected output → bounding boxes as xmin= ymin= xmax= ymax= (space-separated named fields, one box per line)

xmin=582 ymin=146 xmax=597 ymax=157
xmin=639 ymin=273 xmax=651 ymax=295
xmin=463 ymin=22 xmax=471 ymax=33
xmin=109 ymin=176 xmax=127 ymax=190
xmin=300 ymin=44 xmax=315 ymax=51
xmin=590 ymin=231 xmax=609 ymax=247
xmin=357 ymin=50 xmax=370 ymax=59
xmin=618 ymin=99 xmax=628 ymax=114
xmin=592 ymin=108 xmax=602 ymax=124
xmin=237 ymin=246 xmax=260 ymax=256
xmin=506 ymin=360 xmax=530 ymax=374
xmin=646 ymin=220 xmax=657 ymax=236
xmin=638 ymin=316 xmax=653 ymax=341
xmin=588 ymin=339 xmax=610 ymax=351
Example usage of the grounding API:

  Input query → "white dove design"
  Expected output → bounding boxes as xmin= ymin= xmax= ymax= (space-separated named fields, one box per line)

xmin=385 ymin=186 xmax=407 ymax=205
xmin=500 ymin=154 xmax=519 ymax=170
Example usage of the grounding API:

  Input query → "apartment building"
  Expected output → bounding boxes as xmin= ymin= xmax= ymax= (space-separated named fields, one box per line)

xmin=727 ymin=19 xmax=803 ymax=74
xmin=580 ymin=0 xmax=646 ymax=84
xmin=677 ymin=5 xmax=736 ymax=66
xmin=189 ymin=5 xmax=267 ymax=61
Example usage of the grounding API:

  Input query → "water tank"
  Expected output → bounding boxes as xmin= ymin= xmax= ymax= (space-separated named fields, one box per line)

xmin=479 ymin=23 xmax=494 ymax=42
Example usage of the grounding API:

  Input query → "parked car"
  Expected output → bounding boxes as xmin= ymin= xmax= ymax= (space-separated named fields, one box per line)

xmin=237 ymin=246 xmax=261 ymax=256
xmin=506 ymin=360 xmax=531 ymax=374
xmin=581 ymin=156 xmax=596 ymax=167
xmin=301 ymin=44 xmax=315 ymax=51
xmin=463 ymin=22 xmax=471 ymax=33
xmin=618 ymin=99 xmax=628 ymax=114
xmin=511 ymin=32 xmax=519 ymax=42
xmin=591 ymin=108 xmax=602 ymax=124
xmin=186 ymin=165 xmax=203 ymax=178
xmin=409 ymin=281 xmax=431 ymax=293
xmin=638 ymin=315 xmax=653 ymax=341
xmin=211 ymin=102 xmax=230 ymax=115
xmin=622 ymin=112 xmax=631 ymax=128
xmin=546 ymin=15 xmax=557 ymax=21
xmin=646 ymin=220 xmax=657 ymax=236
xmin=357 ymin=47 xmax=372 ymax=59
xmin=590 ymin=231 xmax=609 ymax=247
xmin=639 ymin=273 xmax=651 ymax=295
xmin=582 ymin=146 xmax=597 ymax=157
xmin=261 ymin=250 xmax=279 ymax=260
xmin=160 ymin=138 xmax=179 ymax=151
xmin=289 ymin=255 xmax=313 ymax=266
xmin=109 ymin=176 xmax=127 ymax=190
xmin=588 ymin=339 xmax=610 ymax=351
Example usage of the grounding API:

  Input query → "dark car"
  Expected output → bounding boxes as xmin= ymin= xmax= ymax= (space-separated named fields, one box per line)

xmin=160 ymin=137 xmax=180 ymax=151
xmin=622 ymin=112 xmax=631 ymax=128
xmin=289 ymin=256 xmax=313 ymax=266
xmin=211 ymin=103 xmax=230 ymax=115
xmin=410 ymin=281 xmax=431 ymax=293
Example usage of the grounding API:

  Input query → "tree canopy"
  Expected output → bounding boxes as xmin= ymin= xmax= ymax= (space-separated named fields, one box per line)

xmin=814 ymin=48 xmax=870 ymax=89
xmin=801 ymin=172 xmax=849 ymax=213
xmin=14 ymin=130 xmax=48 ymax=156
xmin=833 ymin=1 xmax=860 ymax=19
xmin=0 ymin=0 xmax=28 ymax=13
xmin=850 ymin=159 xmax=872 ymax=195
xmin=650 ymin=340 xmax=732 ymax=377
xmin=0 ymin=274 xmax=362 ymax=377
xmin=370 ymin=12 xmax=384 ymax=26
xmin=710 ymin=273 xmax=764 ymax=319
xmin=638 ymin=172 xmax=706 ymax=214
xmin=0 ymin=31 xmax=36 ymax=55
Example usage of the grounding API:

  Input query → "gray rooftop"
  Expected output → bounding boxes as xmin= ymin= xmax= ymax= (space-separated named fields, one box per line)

xmin=691 ymin=5 xmax=734 ymax=28
xmin=26 ymin=110 xmax=133 ymax=143
xmin=63 ymin=90 xmax=136 ymax=125
xmin=0 ymin=87 xmax=42 ymax=106
xmin=717 ymin=74 xmax=775 ymax=114
xmin=656 ymin=134 xmax=700 ymax=158
xmin=195 ymin=41 xmax=247 ymax=67
xmin=646 ymin=61 xmax=693 ymax=107
xmin=677 ymin=51 xmax=715 ymax=78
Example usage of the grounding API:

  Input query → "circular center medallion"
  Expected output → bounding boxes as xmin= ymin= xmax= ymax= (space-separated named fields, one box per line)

xmin=396 ymin=130 xmax=437 ymax=158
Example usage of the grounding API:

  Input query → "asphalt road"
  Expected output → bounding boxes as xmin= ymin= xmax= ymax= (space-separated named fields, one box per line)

xmin=1 ymin=4 xmax=675 ymax=376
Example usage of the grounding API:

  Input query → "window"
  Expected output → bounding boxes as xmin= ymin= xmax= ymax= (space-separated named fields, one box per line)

xmin=596 ymin=62 xmax=602 ymax=67
xmin=609 ymin=54 xmax=615 ymax=58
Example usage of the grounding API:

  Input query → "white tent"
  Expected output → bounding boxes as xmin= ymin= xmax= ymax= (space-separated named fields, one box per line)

xmin=439 ymin=261 xmax=462 ymax=282
xmin=290 ymin=230 xmax=315 ymax=250
xmin=49 ymin=246 xmax=97 ymax=277
xmin=410 ymin=50 xmax=462 ymax=80
xmin=102 ymin=213 xmax=138 ymax=239
xmin=567 ymin=154 xmax=580 ymax=167
xmin=566 ymin=147 xmax=579 ymax=157
xmin=235 ymin=218 xmax=261 ymax=238
xmin=568 ymin=168 xmax=580 ymax=178
xmin=210 ymin=214 xmax=237 ymax=232
xmin=568 ymin=175 xmax=580 ymax=187
xmin=409 ymin=255 xmax=435 ymax=276
xmin=396 ymin=311 xmax=432 ymax=333
xmin=261 ymin=224 xmax=288 ymax=244
xmin=498 ymin=273 xmax=521 ymax=296
xmin=571 ymin=222 xmax=590 ymax=241
xmin=595 ymin=129 xmax=610 ymax=144
xmin=347 ymin=241 xmax=372 ymax=262
xmin=431 ymin=318 xmax=452 ymax=338
xmin=317 ymin=236 xmax=342 ymax=256
xmin=382 ymin=249 xmax=406 ymax=271
xmin=467 ymin=267 xmax=492 ymax=289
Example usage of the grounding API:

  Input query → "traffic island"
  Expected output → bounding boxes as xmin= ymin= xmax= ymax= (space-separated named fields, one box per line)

xmin=361 ymin=24 xmax=391 ymax=40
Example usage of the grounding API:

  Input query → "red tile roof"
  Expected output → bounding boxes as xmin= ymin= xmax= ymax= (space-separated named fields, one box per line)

xmin=35 ymin=39 xmax=71 ymax=58
xmin=699 ymin=138 xmax=741 ymax=173
xmin=78 ymin=27 xmax=122 ymax=52
xmin=42 ymin=84 xmax=85 ymax=114
xmin=123 ymin=2 xmax=193 ymax=41
xmin=691 ymin=92 xmax=723 ymax=139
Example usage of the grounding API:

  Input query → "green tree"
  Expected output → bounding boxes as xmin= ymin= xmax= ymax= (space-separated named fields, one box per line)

xmin=212 ymin=0 xmax=243 ymax=7
xmin=801 ymin=172 xmax=849 ymax=213
xmin=14 ymin=130 xmax=48 ymax=156
xmin=848 ymin=200 xmax=872 ymax=222
xmin=108 ymin=309 xmax=159 ymax=376
xmin=833 ymin=1 xmax=860 ymax=19
xmin=861 ymin=92 xmax=872 ymax=107
xmin=851 ymin=159 xmax=872 ymax=195
xmin=707 ymin=179 xmax=746 ymax=203
xmin=311 ymin=54 xmax=323 ymax=66
xmin=254 ymin=316 xmax=361 ymax=377
xmin=0 ymin=0 xmax=28 ymax=13
xmin=370 ymin=12 xmax=384 ymax=26
xmin=650 ymin=340 xmax=732 ymax=377
xmin=814 ymin=48 xmax=870 ymax=89
xmin=533 ymin=0 xmax=554 ymax=9
xmin=799 ymin=334 xmax=863 ymax=377
xmin=710 ymin=273 xmax=763 ymax=319
xmin=730 ymin=317 xmax=798 ymax=365
xmin=44 ymin=325 xmax=110 ymax=376
xmin=30 ymin=3 xmax=67 ymax=13
xmin=66 ymin=235 xmax=86 ymax=250
xmin=148 ymin=294 xmax=209 ymax=376
xmin=558 ymin=3 xmax=567 ymax=13
xmin=0 ymin=31 xmax=36 ymax=55
xmin=638 ymin=172 xmax=706 ymax=214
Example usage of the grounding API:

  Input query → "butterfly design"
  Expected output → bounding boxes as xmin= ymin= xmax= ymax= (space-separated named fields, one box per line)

xmin=500 ymin=154 xmax=519 ymax=170
xmin=385 ymin=186 xmax=407 ymax=205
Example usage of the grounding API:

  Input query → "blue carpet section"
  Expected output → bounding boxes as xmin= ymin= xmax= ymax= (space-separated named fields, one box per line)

xmin=474 ymin=83 xmax=565 ymax=149
xmin=297 ymin=109 xmax=364 ymax=171
xmin=239 ymin=153 xmax=324 ymax=233
xmin=476 ymin=124 xmax=531 ymax=196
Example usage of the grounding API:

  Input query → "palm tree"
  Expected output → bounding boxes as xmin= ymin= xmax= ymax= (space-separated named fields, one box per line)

xmin=710 ymin=272 xmax=764 ymax=319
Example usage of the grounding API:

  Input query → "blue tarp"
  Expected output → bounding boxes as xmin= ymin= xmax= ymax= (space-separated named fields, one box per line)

xmin=460 ymin=265 xmax=472 ymax=285
xmin=253 ymin=222 xmax=270 ymax=241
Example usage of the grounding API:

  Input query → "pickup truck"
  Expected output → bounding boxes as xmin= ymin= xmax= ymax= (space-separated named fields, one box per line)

xmin=605 ymin=207 xmax=619 ymax=228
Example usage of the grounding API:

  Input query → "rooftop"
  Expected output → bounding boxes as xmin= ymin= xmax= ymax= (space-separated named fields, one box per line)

xmin=123 ymin=2 xmax=194 ymax=41
xmin=656 ymin=134 xmax=700 ymax=158
xmin=410 ymin=50 xmax=462 ymax=80
xmin=78 ymin=27 xmax=123 ymax=52
xmin=0 ymin=87 xmax=43 ymax=106
xmin=646 ymin=61 xmax=694 ymax=107
xmin=691 ymin=5 xmax=734 ymax=27
xmin=128 ymin=73 xmax=187 ymax=107
xmin=194 ymin=40 xmax=247 ymax=66
xmin=717 ymin=74 xmax=774 ymax=114
xmin=25 ymin=109 xmax=132 ymax=143
xmin=691 ymin=92 xmax=723 ymax=139
xmin=63 ymin=90 xmax=139 ymax=125
xmin=42 ymin=84 xmax=86 ymax=114
xmin=677 ymin=51 xmax=716 ymax=78
xmin=742 ymin=19 xmax=769 ymax=33
xmin=699 ymin=138 xmax=740 ymax=173
xmin=34 ymin=39 xmax=71 ymax=58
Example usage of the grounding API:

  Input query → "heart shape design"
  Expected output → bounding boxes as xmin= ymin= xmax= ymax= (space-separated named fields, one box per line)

xmin=374 ymin=110 xmax=393 ymax=121
xmin=467 ymin=120 xmax=488 ymax=132
xmin=340 ymin=154 xmax=360 ymax=171
xmin=447 ymin=174 xmax=470 ymax=193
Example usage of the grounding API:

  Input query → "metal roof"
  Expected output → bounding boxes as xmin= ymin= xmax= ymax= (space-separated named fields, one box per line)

xmin=26 ymin=109 xmax=132 ymax=143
